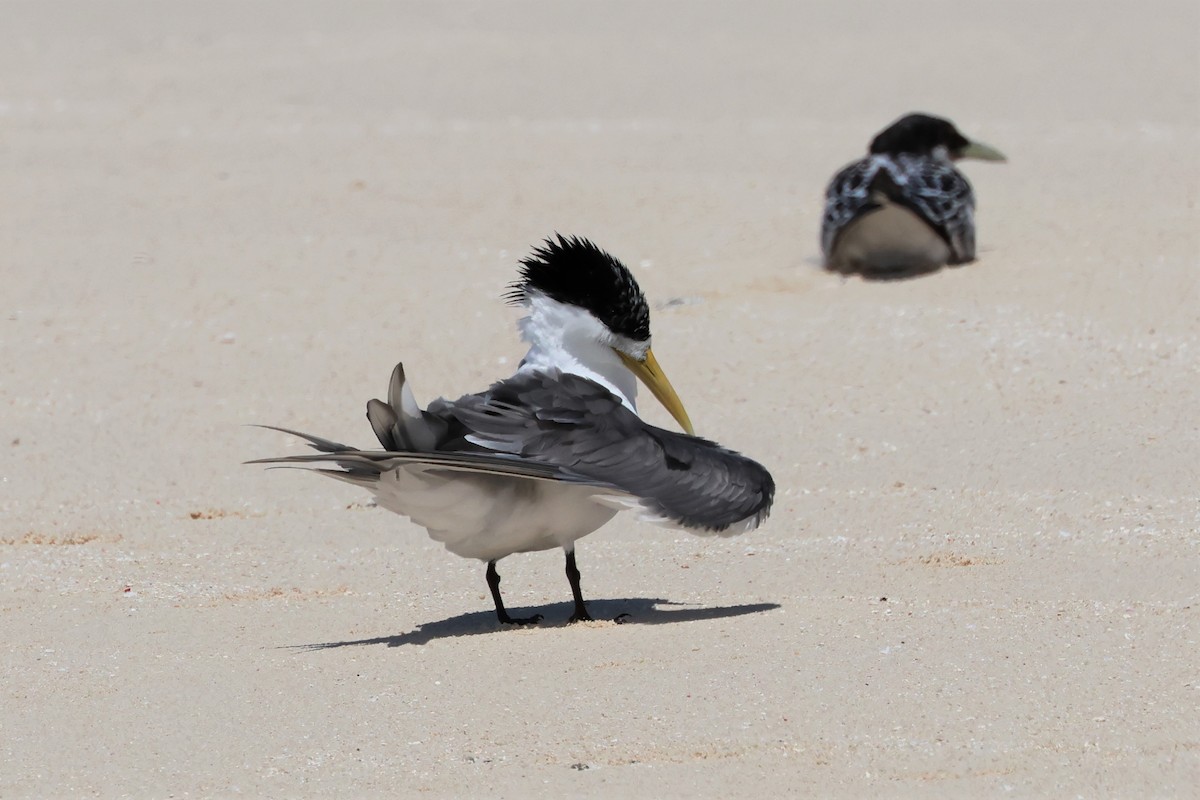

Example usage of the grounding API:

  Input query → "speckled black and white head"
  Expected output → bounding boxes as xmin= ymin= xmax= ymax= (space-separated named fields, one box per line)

xmin=869 ymin=113 xmax=1006 ymax=163
xmin=507 ymin=235 xmax=693 ymax=434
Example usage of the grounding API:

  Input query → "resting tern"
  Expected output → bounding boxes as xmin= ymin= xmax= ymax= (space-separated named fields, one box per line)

xmin=821 ymin=113 xmax=1006 ymax=277
xmin=253 ymin=235 xmax=774 ymax=625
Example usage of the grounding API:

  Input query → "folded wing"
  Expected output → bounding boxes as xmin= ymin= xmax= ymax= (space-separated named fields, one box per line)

xmin=443 ymin=370 xmax=775 ymax=533
xmin=252 ymin=365 xmax=775 ymax=535
xmin=821 ymin=155 xmax=976 ymax=263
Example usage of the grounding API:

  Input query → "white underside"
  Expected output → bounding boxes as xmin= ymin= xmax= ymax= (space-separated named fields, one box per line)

xmin=830 ymin=193 xmax=951 ymax=273
xmin=369 ymin=464 xmax=619 ymax=562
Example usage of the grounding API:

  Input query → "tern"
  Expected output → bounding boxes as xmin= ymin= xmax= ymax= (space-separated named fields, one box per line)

xmin=253 ymin=235 xmax=774 ymax=625
xmin=821 ymin=113 xmax=1006 ymax=277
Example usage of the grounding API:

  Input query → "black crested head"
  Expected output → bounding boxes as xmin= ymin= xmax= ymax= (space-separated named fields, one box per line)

xmin=869 ymin=113 xmax=971 ymax=157
xmin=506 ymin=234 xmax=651 ymax=342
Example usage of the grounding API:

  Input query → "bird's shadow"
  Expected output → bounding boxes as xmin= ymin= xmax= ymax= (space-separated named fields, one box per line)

xmin=829 ymin=261 xmax=957 ymax=282
xmin=804 ymin=254 xmax=947 ymax=282
xmin=282 ymin=598 xmax=780 ymax=651
xmin=826 ymin=252 xmax=994 ymax=283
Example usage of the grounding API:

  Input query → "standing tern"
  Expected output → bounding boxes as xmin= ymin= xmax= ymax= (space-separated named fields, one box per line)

xmin=252 ymin=235 xmax=774 ymax=625
xmin=821 ymin=113 xmax=1006 ymax=277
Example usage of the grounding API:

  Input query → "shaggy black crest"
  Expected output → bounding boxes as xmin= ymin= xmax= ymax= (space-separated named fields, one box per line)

xmin=507 ymin=234 xmax=651 ymax=342
xmin=869 ymin=113 xmax=971 ymax=157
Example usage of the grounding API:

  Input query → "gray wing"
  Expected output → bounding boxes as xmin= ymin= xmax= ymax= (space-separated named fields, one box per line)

xmin=252 ymin=370 xmax=775 ymax=534
xmin=442 ymin=370 xmax=775 ymax=533
xmin=886 ymin=154 xmax=977 ymax=263
xmin=821 ymin=157 xmax=879 ymax=257
xmin=248 ymin=425 xmax=569 ymax=484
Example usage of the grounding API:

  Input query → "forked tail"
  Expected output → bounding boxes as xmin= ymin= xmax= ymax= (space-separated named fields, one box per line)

xmin=366 ymin=362 xmax=447 ymax=452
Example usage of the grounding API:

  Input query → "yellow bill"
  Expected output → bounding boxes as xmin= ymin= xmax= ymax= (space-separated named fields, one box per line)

xmin=616 ymin=347 xmax=695 ymax=435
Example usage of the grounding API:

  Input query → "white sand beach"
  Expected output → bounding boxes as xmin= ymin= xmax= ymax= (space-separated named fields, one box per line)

xmin=2 ymin=1 xmax=1197 ymax=796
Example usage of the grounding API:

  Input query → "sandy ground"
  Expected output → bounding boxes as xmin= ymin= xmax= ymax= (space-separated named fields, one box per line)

xmin=3 ymin=1 xmax=1198 ymax=797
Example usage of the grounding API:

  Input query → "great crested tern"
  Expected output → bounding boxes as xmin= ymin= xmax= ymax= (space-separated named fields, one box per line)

xmin=821 ymin=112 xmax=1006 ymax=277
xmin=253 ymin=235 xmax=774 ymax=625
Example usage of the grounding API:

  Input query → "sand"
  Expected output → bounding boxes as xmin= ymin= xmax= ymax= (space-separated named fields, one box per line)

xmin=2 ymin=1 xmax=1198 ymax=796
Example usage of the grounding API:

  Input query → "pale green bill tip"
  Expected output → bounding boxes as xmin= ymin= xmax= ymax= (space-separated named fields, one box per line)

xmin=961 ymin=140 xmax=1007 ymax=163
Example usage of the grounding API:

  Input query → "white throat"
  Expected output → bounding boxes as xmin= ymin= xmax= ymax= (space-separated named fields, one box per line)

xmin=514 ymin=293 xmax=643 ymax=413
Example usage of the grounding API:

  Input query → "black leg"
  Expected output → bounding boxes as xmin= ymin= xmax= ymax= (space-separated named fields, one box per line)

xmin=565 ymin=550 xmax=592 ymax=623
xmin=486 ymin=560 xmax=542 ymax=626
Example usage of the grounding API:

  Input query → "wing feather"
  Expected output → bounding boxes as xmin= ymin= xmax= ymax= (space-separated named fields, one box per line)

xmin=885 ymin=154 xmax=976 ymax=263
xmin=821 ymin=158 xmax=877 ymax=257
xmin=445 ymin=371 xmax=775 ymax=533
xmin=821 ymin=154 xmax=977 ymax=263
xmin=253 ymin=368 xmax=775 ymax=535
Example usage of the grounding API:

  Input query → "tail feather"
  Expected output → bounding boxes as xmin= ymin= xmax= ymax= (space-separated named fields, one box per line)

xmin=315 ymin=467 xmax=381 ymax=490
xmin=366 ymin=399 xmax=402 ymax=450
xmin=247 ymin=448 xmax=567 ymax=483
xmin=366 ymin=362 xmax=446 ymax=452
xmin=251 ymin=425 xmax=352 ymax=454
